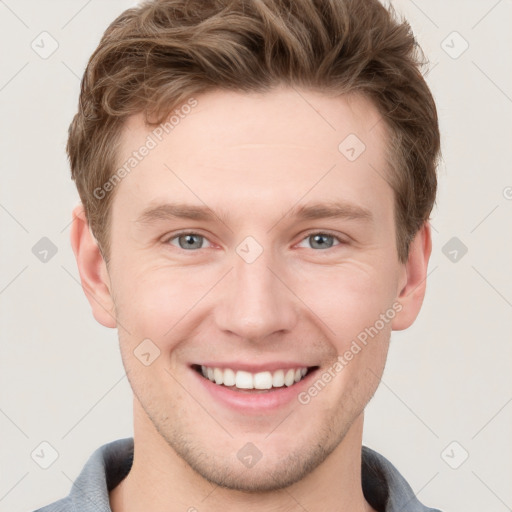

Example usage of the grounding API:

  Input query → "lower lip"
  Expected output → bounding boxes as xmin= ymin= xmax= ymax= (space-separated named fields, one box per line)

xmin=191 ymin=367 xmax=317 ymax=413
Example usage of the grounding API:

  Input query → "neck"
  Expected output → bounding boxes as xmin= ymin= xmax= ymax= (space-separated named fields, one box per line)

xmin=110 ymin=403 xmax=375 ymax=512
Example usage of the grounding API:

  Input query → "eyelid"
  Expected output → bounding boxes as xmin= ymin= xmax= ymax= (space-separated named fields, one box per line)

xmin=164 ymin=230 xmax=214 ymax=249
xmin=163 ymin=230 xmax=348 ymax=251
xmin=296 ymin=230 xmax=347 ymax=248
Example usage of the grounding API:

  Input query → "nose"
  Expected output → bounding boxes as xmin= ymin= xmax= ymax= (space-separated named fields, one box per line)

xmin=213 ymin=245 xmax=298 ymax=342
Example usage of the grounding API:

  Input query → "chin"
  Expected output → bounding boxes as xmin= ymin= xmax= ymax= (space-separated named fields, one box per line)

xmin=159 ymin=422 xmax=346 ymax=493
xmin=183 ymin=448 xmax=329 ymax=492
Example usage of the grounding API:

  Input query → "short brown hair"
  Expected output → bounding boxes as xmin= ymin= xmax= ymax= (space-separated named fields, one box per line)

xmin=67 ymin=0 xmax=441 ymax=263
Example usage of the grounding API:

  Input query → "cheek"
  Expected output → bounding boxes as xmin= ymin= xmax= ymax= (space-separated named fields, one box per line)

xmin=110 ymin=247 xmax=400 ymax=355
xmin=110 ymin=262 xmax=216 ymax=347
xmin=292 ymin=260 xmax=399 ymax=342
xmin=107 ymin=251 xmax=232 ymax=389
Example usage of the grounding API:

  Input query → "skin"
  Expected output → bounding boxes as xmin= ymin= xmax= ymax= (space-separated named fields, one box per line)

xmin=71 ymin=87 xmax=431 ymax=512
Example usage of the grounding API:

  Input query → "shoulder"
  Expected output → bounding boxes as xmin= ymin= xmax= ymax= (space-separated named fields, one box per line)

xmin=361 ymin=445 xmax=444 ymax=512
xmin=32 ymin=498 xmax=72 ymax=512
xmin=30 ymin=438 xmax=133 ymax=512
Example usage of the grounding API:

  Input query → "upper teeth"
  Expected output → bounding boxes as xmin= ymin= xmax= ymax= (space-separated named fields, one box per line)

xmin=200 ymin=366 xmax=308 ymax=389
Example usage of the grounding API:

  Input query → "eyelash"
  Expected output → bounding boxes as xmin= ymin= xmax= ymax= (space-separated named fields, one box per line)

xmin=164 ymin=231 xmax=347 ymax=251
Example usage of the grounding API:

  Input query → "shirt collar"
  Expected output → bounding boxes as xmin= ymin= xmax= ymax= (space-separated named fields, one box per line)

xmin=64 ymin=438 xmax=438 ymax=512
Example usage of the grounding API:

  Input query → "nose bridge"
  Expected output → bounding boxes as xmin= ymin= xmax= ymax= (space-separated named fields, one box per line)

xmin=214 ymin=240 xmax=297 ymax=340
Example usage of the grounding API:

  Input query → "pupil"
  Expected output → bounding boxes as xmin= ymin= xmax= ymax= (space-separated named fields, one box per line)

xmin=181 ymin=234 xmax=202 ymax=249
xmin=312 ymin=234 xmax=332 ymax=249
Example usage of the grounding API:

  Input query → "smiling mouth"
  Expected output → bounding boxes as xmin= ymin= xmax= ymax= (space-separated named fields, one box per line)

xmin=192 ymin=364 xmax=318 ymax=392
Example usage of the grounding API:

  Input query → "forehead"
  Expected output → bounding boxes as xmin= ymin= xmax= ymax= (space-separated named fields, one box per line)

xmin=121 ymin=86 xmax=386 ymax=157
xmin=114 ymin=87 xmax=392 ymax=224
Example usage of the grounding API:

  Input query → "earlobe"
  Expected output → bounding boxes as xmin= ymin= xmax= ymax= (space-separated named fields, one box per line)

xmin=69 ymin=204 xmax=117 ymax=328
xmin=391 ymin=222 xmax=432 ymax=331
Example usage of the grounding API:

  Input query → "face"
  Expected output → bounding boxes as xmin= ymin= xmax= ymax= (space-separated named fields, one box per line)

xmin=92 ymin=87 xmax=415 ymax=491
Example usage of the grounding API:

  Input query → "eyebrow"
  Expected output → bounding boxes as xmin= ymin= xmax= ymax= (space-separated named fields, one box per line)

xmin=290 ymin=201 xmax=373 ymax=222
xmin=135 ymin=200 xmax=373 ymax=226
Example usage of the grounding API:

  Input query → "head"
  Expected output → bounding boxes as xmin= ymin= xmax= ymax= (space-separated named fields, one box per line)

xmin=69 ymin=0 xmax=440 ymax=493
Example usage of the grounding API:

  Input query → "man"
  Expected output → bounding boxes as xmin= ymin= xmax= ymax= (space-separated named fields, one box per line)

xmin=35 ymin=0 xmax=442 ymax=510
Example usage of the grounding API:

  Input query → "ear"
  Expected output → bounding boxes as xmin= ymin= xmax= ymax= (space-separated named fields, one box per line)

xmin=69 ymin=204 xmax=117 ymax=328
xmin=392 ymin=222 xmax=432 ymax=331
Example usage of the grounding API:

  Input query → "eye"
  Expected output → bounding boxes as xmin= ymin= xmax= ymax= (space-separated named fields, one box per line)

xmin=297 ymin=232 xmax=342 ymax=250
xmin=167 ymin=232 xmax=213 ymax=250
xmin=165 ymin=231 xmax=344 ymax=251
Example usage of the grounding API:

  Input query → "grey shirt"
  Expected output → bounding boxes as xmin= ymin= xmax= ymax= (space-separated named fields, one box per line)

xmin=33 ymin=438 xmax=442 ymax=512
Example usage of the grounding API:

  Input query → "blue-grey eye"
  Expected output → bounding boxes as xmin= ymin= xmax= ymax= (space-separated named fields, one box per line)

xmin=297 ymin=233 xmax=340 ymax=250
xmin=170 ymin=233 xmax=206 ymax=250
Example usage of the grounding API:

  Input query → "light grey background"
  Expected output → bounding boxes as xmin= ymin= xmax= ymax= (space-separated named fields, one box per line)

xmin=0 ymin=1 xmax=511 ymax=511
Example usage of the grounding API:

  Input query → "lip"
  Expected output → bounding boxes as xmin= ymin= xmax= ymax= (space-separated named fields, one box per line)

xmin=190 ymin=364 xmax=319 ymax=413
xmin=194 ymin=361 xmax=312 ymax=372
